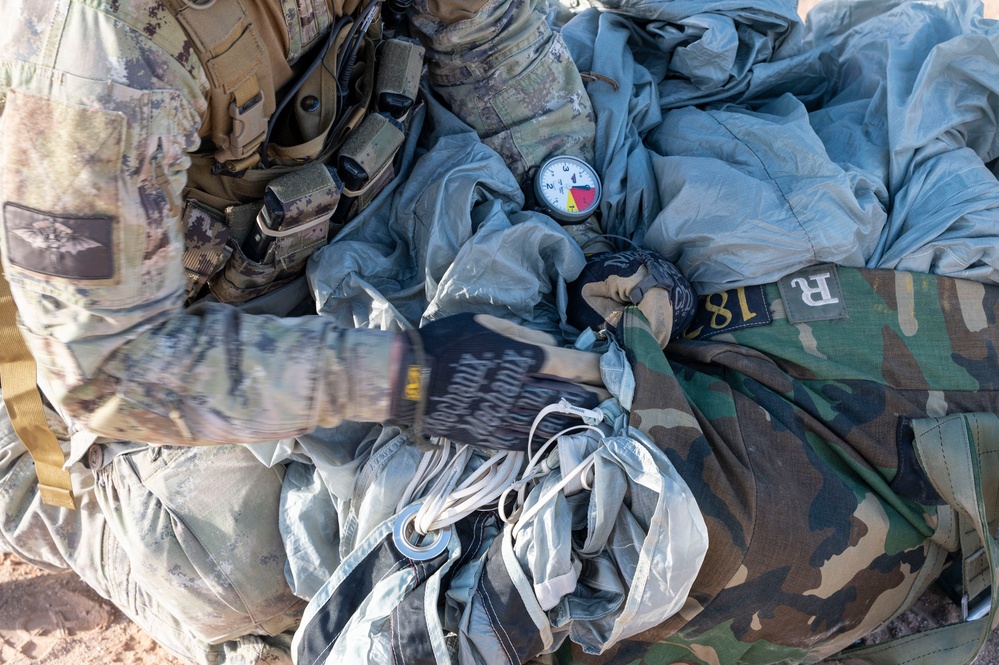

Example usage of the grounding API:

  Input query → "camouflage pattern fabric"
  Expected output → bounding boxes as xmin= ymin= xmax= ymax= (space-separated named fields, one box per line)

xmin=0 ymin=0 xmax=599 ymax=663
xmin=0 ymin=394 xmax=301 ymax=665
xmin=0 ymin=1 xmax=399 ymax=451
xmin=562 ymin=265 xmax=999 ymax=665
xmin=0 ymin=0 xmax=596 ymax=449
xmin=410 ymin=0 xmax=596 ymax=183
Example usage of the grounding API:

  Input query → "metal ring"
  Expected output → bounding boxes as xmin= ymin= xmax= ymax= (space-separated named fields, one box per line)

xmin=392 ymin=504 xmax=451 ymax=561
xmin=183 ymin=0 xmax=217 ymax=8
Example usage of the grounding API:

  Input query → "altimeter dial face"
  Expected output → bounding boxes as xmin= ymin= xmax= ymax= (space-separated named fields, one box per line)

xmin=534 ymin=156 xmax=602 ymax=223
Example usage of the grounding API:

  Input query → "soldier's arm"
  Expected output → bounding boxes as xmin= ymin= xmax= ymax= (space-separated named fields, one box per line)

xmin=410 ymin=0 xmax=596 ymax=182
xmin=0 ymin=3 xmax=396 ymax=445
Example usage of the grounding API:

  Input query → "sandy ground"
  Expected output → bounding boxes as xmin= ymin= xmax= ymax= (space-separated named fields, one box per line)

xmin=3 ymin=549 xmax=998 ymax=665
xmin=5 ymin=1 xmax=999 ymax=664
xmin=0 ymin=552 xmax=182 ymax=665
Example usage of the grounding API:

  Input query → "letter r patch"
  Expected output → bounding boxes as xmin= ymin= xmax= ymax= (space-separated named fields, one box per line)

xmin=778 ymin=264 xmax=848 ymax=324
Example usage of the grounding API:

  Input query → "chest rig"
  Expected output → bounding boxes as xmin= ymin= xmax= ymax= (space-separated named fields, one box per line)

xmin=167 ymin=0 xmax=424 ymax=305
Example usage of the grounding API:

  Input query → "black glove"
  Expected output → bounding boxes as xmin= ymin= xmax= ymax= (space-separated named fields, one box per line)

xmin=391 ymin=313 xmax=607 ymax=451
xmin=566 ymin=249 xmax=697 ymax=347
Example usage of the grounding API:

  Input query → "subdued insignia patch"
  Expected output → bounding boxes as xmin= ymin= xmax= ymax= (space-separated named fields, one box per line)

xmin=682 ymin=284 xmax=772 ymax=340
xmin=777 ymin=264 xmax=848 ymax=324
xmin=3 ymin=203 xmax=114 ymax=280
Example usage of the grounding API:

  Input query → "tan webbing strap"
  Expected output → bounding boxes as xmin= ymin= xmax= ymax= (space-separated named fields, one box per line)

xmin=170 ymin=0 xmax=286 ymax=173
xmin=269 ymin=23 xmax=350 ymax=165
xmin=0 ymin=267 xmax=75 ymax=509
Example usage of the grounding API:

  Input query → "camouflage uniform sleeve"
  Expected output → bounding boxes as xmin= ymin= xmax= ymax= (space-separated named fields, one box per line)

xmin=410 ymin=0 xmax=596 ymax=182
xmin=0 ymin=2 xmax=395 ymax=446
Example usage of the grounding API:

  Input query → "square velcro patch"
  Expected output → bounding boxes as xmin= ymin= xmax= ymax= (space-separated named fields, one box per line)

xmin=3 ymin=203 xmax=114 ymax=280
xmin=777 ymin=264 xmax=848 ymax=324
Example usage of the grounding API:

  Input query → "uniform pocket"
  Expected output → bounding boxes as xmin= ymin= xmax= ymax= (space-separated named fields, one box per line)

xmin=489 ymin=34 xmax=594 ymax=177
xmin=1 ymin=82 xmax=187 ymax=311
xmin=1 ymin=89 xmax=125 ymax=291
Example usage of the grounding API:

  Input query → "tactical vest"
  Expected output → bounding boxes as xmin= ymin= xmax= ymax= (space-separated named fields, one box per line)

xmin=166 ymin=0 xmax=425 ymax=305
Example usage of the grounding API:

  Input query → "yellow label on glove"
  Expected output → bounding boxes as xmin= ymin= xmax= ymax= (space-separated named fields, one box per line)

xmin=404 ymin=365 xmax=424 ymax=401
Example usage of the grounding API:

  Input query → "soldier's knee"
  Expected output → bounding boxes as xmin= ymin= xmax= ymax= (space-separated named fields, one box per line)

xmin=95 ymin=445 xmax=303 ymax=643
xmin=0 ymin=398 xmax=101 ymax=575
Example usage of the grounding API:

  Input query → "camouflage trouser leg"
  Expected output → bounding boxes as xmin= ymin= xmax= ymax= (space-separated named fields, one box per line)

xmin=410 ymin=0 xmax=596 ymax=182
xmin=0 ymin=397 xmax=303 ymax=665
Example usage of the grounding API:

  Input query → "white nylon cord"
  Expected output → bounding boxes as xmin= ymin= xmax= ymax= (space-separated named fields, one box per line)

xmin=497 ymin=423 xmax=601 ymax=524
xmin=397 ymin=438 xmax=454 ymax=510
xmin=397 ymin=399 xmax=606 ymax=537
xmin=413 ymin=445 xmax=475 ymax=533
xmin=511 ymin=451 xmax=597 ymax=540
xmin=413 ymin=450 xmax=524 ymax=534
xmin=496 ymin=399 xmax=605 ymax=525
